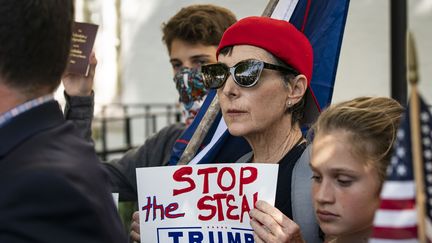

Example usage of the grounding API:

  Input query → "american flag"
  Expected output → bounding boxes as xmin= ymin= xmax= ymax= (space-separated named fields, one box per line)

xmin=370 ymin=95 xmax=432 ymax=243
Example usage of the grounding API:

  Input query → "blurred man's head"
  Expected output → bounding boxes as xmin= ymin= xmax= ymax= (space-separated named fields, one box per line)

xmin=161 ymin=4 xmax=237 ymax=124
xmin=0 ymin=0 xmax=74 ymax=99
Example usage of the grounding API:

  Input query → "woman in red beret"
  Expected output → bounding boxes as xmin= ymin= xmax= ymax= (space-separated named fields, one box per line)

xmin=202 ymin=16 xmax=321 ymax=242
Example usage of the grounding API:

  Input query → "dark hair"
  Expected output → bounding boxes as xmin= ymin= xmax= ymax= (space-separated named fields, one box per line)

xmin=162 ymin=4 xmax=237 ymax=53
xmin=272 ymin=55 xmax=305 ymax=125
xmin=0 ymin=0 xmax=74 ymax=97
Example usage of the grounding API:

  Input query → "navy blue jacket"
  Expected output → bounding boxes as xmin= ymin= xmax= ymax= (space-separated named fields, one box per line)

xmin=0 ymin=101 xmax=127 ymax=243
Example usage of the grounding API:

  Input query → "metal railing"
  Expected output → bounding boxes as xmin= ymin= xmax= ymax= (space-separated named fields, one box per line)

xmin=92 ymin=103 xmax=181 ymax=160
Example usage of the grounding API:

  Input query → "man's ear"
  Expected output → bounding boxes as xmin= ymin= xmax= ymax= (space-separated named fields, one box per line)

xmin=286 ymin=74 xmax=307 ymax=106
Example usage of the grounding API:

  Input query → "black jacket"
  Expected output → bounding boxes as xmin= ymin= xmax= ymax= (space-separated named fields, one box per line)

xmin=0 ymin=101 xmax=127 ymax=243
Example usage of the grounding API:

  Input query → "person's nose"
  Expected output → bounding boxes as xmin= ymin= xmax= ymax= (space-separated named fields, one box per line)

xmin=182 ymin=60 xmax=201 ymax=70
xmin=220 ymin=74 xmax=239 ymax=100
xmin=313 ymin=179 xmax=335 ymax=205
xmin=182 ymin=63 xmax=193 ymax=70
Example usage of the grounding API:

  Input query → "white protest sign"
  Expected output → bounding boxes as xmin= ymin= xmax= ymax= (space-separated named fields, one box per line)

xmin=136 ymin=163 xmax=278 ymax=243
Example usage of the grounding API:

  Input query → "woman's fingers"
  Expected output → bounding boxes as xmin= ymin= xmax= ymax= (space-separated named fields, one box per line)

xmin=250 ymin=217 xmax=277 ymax=242
xmin=250 ymin=200 xmax=304 ymax=243
xmin=130 ymin=211 xmax=141 ymax=242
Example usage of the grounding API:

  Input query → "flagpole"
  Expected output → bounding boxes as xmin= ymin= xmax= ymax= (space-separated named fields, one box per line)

xmin=178 ymin=95 xmax=220 ymax=165
xmin=407 ymin=31 xmax=427 ymax=242
xmin=262 ymin=0 xmax=280 ymax=16
xmin=177 ymin=0 xmax=280 ymax=165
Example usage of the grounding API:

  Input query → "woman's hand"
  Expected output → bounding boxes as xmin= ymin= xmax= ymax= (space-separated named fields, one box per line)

xmin=62 ymin=52 xmax=97 ymax=96
xmin=250 ymin=200 xmax=305 ymax=243
xmin=130 ymin=211 xmax=141 ymax=242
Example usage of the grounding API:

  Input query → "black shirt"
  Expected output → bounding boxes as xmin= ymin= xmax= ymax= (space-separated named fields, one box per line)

xmin=237 ymin=141 xmax=307 ymax=219
xmin=274 ymin=142 xmax=307 ymax=219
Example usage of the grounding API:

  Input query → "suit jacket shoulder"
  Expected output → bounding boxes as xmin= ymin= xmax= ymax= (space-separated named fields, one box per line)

xmin=0 ymin=101 xmax=127 ymax=243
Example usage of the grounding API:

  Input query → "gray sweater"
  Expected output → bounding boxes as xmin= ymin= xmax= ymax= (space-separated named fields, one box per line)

xmin=64 ymin=93 xmax=185 ymax=201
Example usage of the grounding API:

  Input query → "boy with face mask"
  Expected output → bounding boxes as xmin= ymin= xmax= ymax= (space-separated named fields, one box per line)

xmin=63 ymin=4 xmax=237 ymax=201
xmin=163 ymin=4 xmax=236 ymax=125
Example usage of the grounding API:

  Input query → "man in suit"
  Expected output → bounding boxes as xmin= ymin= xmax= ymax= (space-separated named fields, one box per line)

xmin=0 ymin=1 xmax=127 ymax=242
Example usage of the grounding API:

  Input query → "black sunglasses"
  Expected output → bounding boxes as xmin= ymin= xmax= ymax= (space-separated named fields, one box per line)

xmin=201 ymin=59 xmax=299 ymax=89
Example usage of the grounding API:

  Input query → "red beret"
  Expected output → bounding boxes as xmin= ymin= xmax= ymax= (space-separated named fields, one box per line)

xmin=217 ymin=16 xmax=320 ymax=125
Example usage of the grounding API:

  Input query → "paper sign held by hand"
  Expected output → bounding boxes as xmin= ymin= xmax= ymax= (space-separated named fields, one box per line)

xmin=66 ymin=22 xmax=98 ymax=76
xmin=136 ymin=163 xmax=278 ymax=243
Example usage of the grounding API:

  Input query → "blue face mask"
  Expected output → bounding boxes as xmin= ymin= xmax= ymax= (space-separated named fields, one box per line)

xmin=173 ymin=67 xmax=208 ymax=125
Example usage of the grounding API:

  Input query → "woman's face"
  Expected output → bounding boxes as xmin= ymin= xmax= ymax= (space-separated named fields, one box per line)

xmin=217 ymin=45 xmax=290 ymax=138
xmin=310 ymin=130 xmax=381 ymax=238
